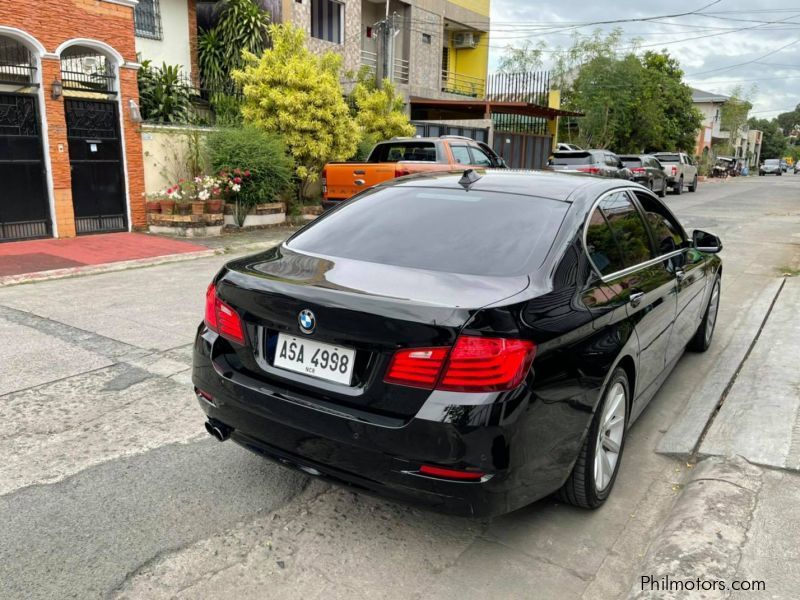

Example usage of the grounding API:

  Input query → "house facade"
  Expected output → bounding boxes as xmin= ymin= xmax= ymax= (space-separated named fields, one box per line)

xmin=692 ymin=87 xmax=728 ymax=156
xmin=0 ymin=0 xmax=146 ymax=241
xmin=280 ymin=0 xmax=490 ymax=101
xmin=134 ymin=0 xmax=198 ymax=82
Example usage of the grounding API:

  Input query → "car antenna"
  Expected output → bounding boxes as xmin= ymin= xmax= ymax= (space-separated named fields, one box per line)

xmin=459 ymin=168 xmax=482 ymax=190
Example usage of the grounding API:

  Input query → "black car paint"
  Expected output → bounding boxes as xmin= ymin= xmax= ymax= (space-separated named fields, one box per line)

xmin=192 ymin=172 xmax=721 ymax=517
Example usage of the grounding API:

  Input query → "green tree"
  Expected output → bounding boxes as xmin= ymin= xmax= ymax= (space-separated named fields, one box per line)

xmin=776 ymin=104 xmax=800 ymax=136
xmin=715 ymin=86 xmax=753 ymax=155
xmin=233 ymin=24 xmax=360 ymax=199
xmin=748 ymin=117 xmax=788 ymax=160
xmin=498 ymin=40 xmax=545 ymax=74
xmin=641 ymin=51 xmax=702 ymax=152
xmin=350 ymin=68 xmax=415 ymax=141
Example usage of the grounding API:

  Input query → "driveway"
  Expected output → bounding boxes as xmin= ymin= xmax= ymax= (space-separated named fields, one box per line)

xmin=1 ymin=175 xmax=798 ymax=600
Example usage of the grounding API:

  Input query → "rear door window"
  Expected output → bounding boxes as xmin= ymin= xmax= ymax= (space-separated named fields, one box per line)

xmin=655 ymin=154 xmax=680 ymax=163
xmin=597 ymin=192 xmax=654 ymax=269
xmin=621 ymin=158 xmax=642 ymax=168
xmin=288 ymin=187 xmax=568 ymax=277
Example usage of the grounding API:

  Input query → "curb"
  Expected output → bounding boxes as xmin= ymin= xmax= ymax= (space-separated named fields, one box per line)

xmin=656 ymin=279 xmax=784 ymax=458
xmin=627 ymin=456 xmax=763 ymax=599
xmin=0 ymin=248 xmax=220 ymax=287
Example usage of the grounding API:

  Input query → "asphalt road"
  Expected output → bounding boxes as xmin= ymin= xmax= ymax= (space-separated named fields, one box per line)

xmin=1 ymin=174 xmax=798 ymax=600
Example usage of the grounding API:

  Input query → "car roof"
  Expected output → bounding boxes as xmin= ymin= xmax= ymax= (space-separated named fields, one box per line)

xmin=377 ymin=169 xmax=629 ymax=203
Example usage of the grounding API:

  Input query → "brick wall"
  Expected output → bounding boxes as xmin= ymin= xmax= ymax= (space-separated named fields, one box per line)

xmin=0 ymin=0 xmax=145 ymax=237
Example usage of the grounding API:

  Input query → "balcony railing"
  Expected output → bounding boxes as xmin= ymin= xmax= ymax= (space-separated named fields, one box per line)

xmin=360 ymin=49 xmax=409 ymax=85
xmin=441 ymin=70 xmax=485 ymax=98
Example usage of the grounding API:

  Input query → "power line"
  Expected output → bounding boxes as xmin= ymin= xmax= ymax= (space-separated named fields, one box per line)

xmin=687 ymin=37 xmax=800 ymax=75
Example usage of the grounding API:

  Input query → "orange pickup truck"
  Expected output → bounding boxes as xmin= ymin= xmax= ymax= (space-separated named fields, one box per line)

xmin=321 ymin=136 xmax=506 ymax=209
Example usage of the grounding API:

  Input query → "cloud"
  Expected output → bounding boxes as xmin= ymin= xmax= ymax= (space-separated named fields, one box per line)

xmin=488 ymin=0 xmax=800 ymax=118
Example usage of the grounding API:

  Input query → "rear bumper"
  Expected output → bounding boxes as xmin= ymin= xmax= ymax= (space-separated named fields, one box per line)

xmin=192 ymin=328 xmax=583 ymax=518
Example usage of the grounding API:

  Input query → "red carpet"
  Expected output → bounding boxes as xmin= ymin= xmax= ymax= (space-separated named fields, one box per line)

xmin=0 ymin=233 xmax=208 ymax=277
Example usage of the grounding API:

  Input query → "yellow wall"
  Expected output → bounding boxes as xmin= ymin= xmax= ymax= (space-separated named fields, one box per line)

xmin=451 ymin=32 xmax=489 ymax=86
xmin=447 ymin=0 xmax=491 ymax=17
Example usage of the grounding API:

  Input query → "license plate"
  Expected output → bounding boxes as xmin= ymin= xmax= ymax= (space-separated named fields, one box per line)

xmin=273 ymin=334 xmax=356 ymax=385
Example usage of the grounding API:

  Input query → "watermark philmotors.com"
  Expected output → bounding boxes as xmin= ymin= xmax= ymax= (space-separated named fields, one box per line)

xmin=641 ymin=575 xmax=766 ymax=593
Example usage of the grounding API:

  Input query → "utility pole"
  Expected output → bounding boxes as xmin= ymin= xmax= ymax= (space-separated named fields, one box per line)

xmin=375 ymin=4 xmax=400 ymax=89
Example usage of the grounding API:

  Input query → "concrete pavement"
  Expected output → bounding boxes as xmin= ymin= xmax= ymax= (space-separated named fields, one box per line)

xmin=1 ymin=175 xmax=799 ymax=599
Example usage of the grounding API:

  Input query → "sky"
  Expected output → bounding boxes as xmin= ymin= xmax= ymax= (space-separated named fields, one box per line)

xmin=488 ymin=0 xmax=800 ymax=119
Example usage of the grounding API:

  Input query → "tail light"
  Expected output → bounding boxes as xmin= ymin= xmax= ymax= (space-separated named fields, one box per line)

xmin=384 ymin=335 xmax=536 ymax=393
xmin=671 ymin=166 xmax=678 ymax=176
xmin=384 ymin=347 xmax=449 ymax=388
xmin=321 ymin=168 xmax=327 ymax=196
xmin=395 ymin=166 xmax=411 ymax=177
xmin=630 ymin=167 xmax=645 ymax=173
xmin=577 ymin=167 xmax=601 ymax=175
xmin=204 ymin=283 xmax=245 ymax=345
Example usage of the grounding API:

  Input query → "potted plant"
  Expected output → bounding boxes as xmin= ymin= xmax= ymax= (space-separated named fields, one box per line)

xmin=159 ymin=185 xmax=181 ymax=214
xmin=206 ymin=180 xmax=224 ymax=214
xmin=145 ymin=193 xmax=162 ymax=214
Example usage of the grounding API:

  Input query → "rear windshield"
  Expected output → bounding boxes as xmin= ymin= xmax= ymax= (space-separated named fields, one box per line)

xmin=765 ymin=159 xmax=780 ymax=165
xmin=655 ymin=154 xmax=680 ymax=162
xmin=621 ymin=157 xmax=642 ymax=167
xmin=368 ymin=142 xmax=438 ymax=163
xmin=288 ymin=186 xmax=567 ymax=277
xmin=549 ymin=152 xmax=594 ymax=166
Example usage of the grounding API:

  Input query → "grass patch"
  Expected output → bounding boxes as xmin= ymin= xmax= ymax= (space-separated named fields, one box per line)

xmin=777 ymin=265 xmax=800 ymax=277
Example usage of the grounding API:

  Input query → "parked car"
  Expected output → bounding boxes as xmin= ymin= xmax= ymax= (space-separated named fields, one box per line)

xmin=760 ymin=159 xmax=782 ymax=176
xmin=546 ymin=150 xmax=632 ymax=179
xmin=652 ymin=152 xmax=698 ymax=194
xmin=557 ymin=142 xmax=583 ymax=151
xmin=321 ymin=136 xmax=505 ymax=209
xmin=780 ymin=160 xmax=789 ymax=173
xmin=193 ymin=170 xmax=723 ymax=517
xmin=619 ymin=154 xmax=668 ymax=197
xmin=795 ymin=163 xmax=800 ymax=174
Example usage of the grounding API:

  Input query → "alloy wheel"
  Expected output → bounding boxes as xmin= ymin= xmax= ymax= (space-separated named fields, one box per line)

xmin=594 ymin=382 xmax=627 ymax=492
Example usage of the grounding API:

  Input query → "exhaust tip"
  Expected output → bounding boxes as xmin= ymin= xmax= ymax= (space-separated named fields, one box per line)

xmin=204 ymin=419 xmax=232 ymax=442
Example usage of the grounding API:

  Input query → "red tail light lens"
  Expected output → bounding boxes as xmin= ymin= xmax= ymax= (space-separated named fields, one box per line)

xmin=577 ymin=167 xmax=601 ymax=175
xmin=439 ymin=336 xmax=536 ymax=392
xmin=419 ymin=464 xmax=485 ymax=481
xmin=631 ymin=167 xmax=645 ymax=173
xmin=384 ymin=347 xmax=449 ymax=388
xmin=396 ymin=166 xmax=411 ymax=177
xmin=671 ymin=166 xmax=678 ymax=175
xmin=384 ymin=336 xmax=536 ymax=392
xmin=204 ymin=283 xmax=245 ymax=345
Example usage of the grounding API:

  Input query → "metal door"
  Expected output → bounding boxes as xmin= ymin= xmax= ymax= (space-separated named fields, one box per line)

xmin=65 ymin=99 xmax=127 ymax=234
xmin=0 ymin=93 xmax=50 ymax=241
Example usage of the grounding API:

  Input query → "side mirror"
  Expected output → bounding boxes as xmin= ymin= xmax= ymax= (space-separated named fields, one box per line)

xmin=494 ymin=157 xmax=508 ymax=169
xmin=693 ymin=229 xmax=723 ymax=253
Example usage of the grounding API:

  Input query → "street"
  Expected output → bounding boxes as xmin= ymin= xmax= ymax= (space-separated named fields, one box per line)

xmin=1 ymin=175 xmax=799 ymax=599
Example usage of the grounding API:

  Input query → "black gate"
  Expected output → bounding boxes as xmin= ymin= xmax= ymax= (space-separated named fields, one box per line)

xmin=65 ymin=99 xmax=127 ymax=234
xmin=0 ymin=93 xmax=51 ymax=241
xmin=492 ymin=131 xmax=553 ymax=171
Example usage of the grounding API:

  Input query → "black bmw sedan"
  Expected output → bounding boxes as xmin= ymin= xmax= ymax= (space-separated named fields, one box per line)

xmin=192 ymin=170 xmax=723 ymax=518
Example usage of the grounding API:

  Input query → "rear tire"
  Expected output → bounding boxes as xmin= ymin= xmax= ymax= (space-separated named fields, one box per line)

xmin=558 ymin=368 xmax=629 ymax=509
xmin=674 ymin=177 xmax=684 ymax=195
xmin=689 ymin=175 xmax=698 ymax=192
xmin=658 ymin=179 xmax=667 ymax=197
xmin=688 ymin=274 xmax=721 ymax=352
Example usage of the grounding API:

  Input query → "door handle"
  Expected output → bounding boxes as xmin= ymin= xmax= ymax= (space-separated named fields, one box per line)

xmin=629 ymin=291 xmax=645 ymax=307
xmin=353 ymin=169 xmax=366 ymax=175
xmin=675 ymin=269 xmax=686 ymax=283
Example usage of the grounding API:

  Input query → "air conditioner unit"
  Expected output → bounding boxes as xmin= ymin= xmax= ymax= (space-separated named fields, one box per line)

xmin=453 ymin=32 xmax=478 ymax=49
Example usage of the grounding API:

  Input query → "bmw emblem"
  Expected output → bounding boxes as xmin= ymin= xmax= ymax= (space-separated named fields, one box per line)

xmin=298 ymin=309 xmax=316 ymax=334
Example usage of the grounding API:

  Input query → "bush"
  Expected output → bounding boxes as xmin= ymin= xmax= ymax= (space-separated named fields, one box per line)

xmin=207 ymin=127 xmax=294 ymax=211
xmin=138 ymin=61 xmax=192 ymax=123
